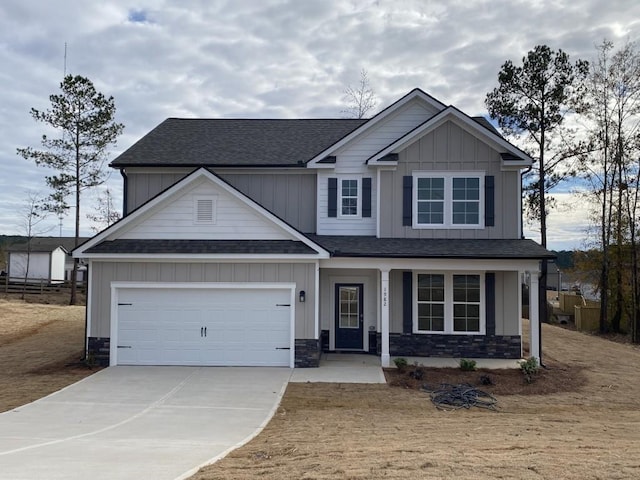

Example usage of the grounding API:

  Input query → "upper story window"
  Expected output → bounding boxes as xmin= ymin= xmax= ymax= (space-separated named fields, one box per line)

xmin=340 ymin=179 xmax=359 ymax=217
xmin=327 ymin=176 xmax=372 ymax=219
xmin=413 ymin=173 xmax=483 ymax=228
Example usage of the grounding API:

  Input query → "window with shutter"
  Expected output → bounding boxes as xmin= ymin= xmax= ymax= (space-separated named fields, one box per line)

xmin=411 ymin=172 xmax=485 ymax=228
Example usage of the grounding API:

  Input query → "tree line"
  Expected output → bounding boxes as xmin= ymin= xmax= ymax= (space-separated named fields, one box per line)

xmin=486 ymin=40 xmax=640 ymax=341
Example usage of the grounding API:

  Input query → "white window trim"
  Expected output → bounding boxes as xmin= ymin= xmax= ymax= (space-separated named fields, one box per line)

xmin=193 ymin=195 xmax=217 ymax=225
xmin=337 ymin=177 xmax=361 ymax=218
xmin=412 ymin=172 xmax=484 ymax=229
xmin=413 ymin=271 xmax=485 ymax=335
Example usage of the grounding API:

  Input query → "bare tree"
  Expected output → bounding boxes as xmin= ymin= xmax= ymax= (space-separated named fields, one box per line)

xmin=342 ymin=69 xmax=377 ymax=118
xmin=581 ymin=40 xmax=640 ymax=335
xmin=16 ymin=192 xmax=53 ymax=299
xmin=87 ymin=187 xmax=121 ymax=232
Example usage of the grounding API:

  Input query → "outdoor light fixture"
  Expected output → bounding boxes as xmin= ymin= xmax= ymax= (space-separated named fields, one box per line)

xmin=299 ymin=290 xmax=306 ymax=303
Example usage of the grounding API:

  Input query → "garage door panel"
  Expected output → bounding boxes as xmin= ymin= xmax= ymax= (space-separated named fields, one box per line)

xmin=116 ymin=287 xmax=292 ymax=367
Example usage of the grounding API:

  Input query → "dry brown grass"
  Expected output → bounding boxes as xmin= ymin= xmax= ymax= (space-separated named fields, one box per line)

xmin=3 ymin=296 xmax=640 ymax=479
xmin=192 ymin=323 xmax=640 ymax=480
xmin=0 ymin=299 xmax=96 ymax=412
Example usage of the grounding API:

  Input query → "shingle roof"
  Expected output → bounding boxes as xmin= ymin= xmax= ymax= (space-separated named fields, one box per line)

xmin=306 ymin=236 xmax=554 ymax=259
xmin=84 ymin=239 xmax=317 ymax=255
xmin=110 ymin=119 xmax=367 ymax=168
xmin=9 ymin=237 xmax=91 ymax=253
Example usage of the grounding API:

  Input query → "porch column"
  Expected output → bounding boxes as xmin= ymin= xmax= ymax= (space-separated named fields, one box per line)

xmin=529 ymin=271 xmax=540 ymax=362
xmin=381 ymin=268 xmax=390 ymax=367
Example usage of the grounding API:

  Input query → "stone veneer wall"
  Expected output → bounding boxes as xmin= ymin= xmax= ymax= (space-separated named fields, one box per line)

xmin=294 ymin=338 xmax=321 ymax=367
xmin=88 ymin=336 xmax=322 ymax=368
xmin=384 ymin=333 xmax=521 ymax=359
xmin=87 ymin=337 xmax=110 ymax=366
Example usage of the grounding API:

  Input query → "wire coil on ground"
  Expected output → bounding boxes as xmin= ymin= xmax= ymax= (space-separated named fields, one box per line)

xmin=422 ymin=383 xmax=498 ymax=411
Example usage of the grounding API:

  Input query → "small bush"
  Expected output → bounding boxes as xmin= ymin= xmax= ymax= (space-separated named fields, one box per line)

xmin=459 ymin=358 xmax=477 ymax=371
xmin=479 ymin=374 xmax=493 ymax=386
xmin=519 ymin=356 xmax=540 ymax=383
xmin=393 ymin=357 xmax=408 ymax=371
xmin=409 ymin=366 xmax=424 ymax=380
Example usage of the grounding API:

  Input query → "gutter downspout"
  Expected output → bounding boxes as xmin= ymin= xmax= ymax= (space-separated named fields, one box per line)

xmin=120 ymin=168 xmax=128 ymax=216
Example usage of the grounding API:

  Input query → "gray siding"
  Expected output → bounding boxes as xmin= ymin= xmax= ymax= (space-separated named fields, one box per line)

xmin=495 ymin=271 xmax=520 ymax=336
xmin=219 ymin=173 xmax=316 ymax=233
xmin=126 ymin=170 xmax=316 ymax=233
xmin=127 ymin=172 xmax=188 ymax=213
xmin=89 ymin=261 xmax=316 ymax=339
xmin=379 ymin=121 xmax=520 ymax=239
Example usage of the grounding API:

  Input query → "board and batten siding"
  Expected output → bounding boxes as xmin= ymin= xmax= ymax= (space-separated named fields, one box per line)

xmin=218 ymin=172 xmax=316 ymax=233
xmin=89 ymin=261 xmax=317 ymax=339
xmin=379 ymin=120 xmax=521 ymax=239
xmin=127 ymin=171 xmax=190 ymax=212
xmin=388 ymin=270 xmax=520 ymax=336
xmin=119 ymin=180 xmax=291 ymax=240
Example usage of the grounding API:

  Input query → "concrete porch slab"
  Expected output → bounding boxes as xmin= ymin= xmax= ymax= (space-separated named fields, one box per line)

xmin=290 ymin=354 xmax=386 ymax=384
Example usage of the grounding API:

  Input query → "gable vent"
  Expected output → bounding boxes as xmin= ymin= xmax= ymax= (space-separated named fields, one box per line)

xmin=194 ymin=196 xmax=217 ymax=224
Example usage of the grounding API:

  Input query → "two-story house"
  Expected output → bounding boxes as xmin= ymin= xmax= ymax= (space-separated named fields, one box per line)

xmin=73 ymin=88 xmax=553 ymax=368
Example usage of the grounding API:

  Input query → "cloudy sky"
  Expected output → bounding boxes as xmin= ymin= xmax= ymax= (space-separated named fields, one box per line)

xmin=1 ymin=0 xmax=639 ymax=250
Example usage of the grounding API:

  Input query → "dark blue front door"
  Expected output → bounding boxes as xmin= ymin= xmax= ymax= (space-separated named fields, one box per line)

xmin=335 ymin=284 xmax=364 ymax=349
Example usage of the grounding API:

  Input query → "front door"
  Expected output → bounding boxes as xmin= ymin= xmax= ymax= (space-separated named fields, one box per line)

xmin=335 ymin=284 xmax=364 ymax=349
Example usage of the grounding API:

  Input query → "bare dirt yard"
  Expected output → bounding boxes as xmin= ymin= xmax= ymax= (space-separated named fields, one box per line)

xmin=0 ymin=297 xmax=95 ymax=412
xmin=3 ymin=295 xmax=640 ymax=479
xmin=193 ymin=323 xmax=640 ymax=480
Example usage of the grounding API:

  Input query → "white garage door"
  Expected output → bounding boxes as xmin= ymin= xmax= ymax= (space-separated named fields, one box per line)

xmin=114 ymin=286 xmax=292 ymax=366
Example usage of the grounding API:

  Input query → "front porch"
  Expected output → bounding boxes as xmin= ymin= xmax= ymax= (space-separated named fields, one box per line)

xmin=317 ymin=257 xmax=543 ymax=368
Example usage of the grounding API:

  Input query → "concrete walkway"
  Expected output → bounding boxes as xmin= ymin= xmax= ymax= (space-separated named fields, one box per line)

xmin=0 ymin=366 xmax=291 ymax=480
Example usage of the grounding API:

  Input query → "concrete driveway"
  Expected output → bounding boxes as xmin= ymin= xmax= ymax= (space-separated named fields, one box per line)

xmin=0 ymin=366 xmax=291 ymax=480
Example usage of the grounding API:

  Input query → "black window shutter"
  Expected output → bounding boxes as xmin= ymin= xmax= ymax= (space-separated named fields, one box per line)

xmin=485 ymin=272 xmax=495 ymax=335
xmin=362 ymin=177 xmax=372 ymax=217
xmin=485 ymin=175 xmax=495 ymax=227
xmin=402 ymin=176 xmax=413 ymax=226
xmin=402 ymin=271 xmax=413 ymax=333
xmin=328 ymin=177 xmax=337 ymax=218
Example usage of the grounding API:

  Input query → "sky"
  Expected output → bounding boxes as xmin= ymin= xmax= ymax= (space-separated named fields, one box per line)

xmin=1 ymin=0 xmax=639 ymax=251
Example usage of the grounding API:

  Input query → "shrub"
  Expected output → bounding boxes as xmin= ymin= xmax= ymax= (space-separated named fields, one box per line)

xmin=519 ymin=356 xmax=540 ymax=383
xmin=409 ymin=366 xmax=424 ymax=380
xmin=393 ymin=357 xmax=408 ymax=371
xmin=459 ymin=358 xmax=477 ymax=371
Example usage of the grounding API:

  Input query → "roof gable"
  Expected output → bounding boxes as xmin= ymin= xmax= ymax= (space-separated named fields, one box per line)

xmin=74 ymin=168 xmax=328 ymax=258
xmin=367 ymin=106 xmax=532 ymax=167
xmin=307 ymin=88 xmax=446 ymax=167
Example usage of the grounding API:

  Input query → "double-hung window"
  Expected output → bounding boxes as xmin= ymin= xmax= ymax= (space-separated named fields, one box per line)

xmin=415 ymin=272 xmax=484 ymax=334
xmin=339 ymin=178 xmax=359 ymax=217
xmin=413 ymin=173 xmax=483 ymax=228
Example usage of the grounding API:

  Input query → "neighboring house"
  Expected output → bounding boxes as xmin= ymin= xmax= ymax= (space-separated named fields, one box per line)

xmin=73 ymin=88 xmax=553 ymax=368
xmin=8 ymin=237 xmax=89 ymax=283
